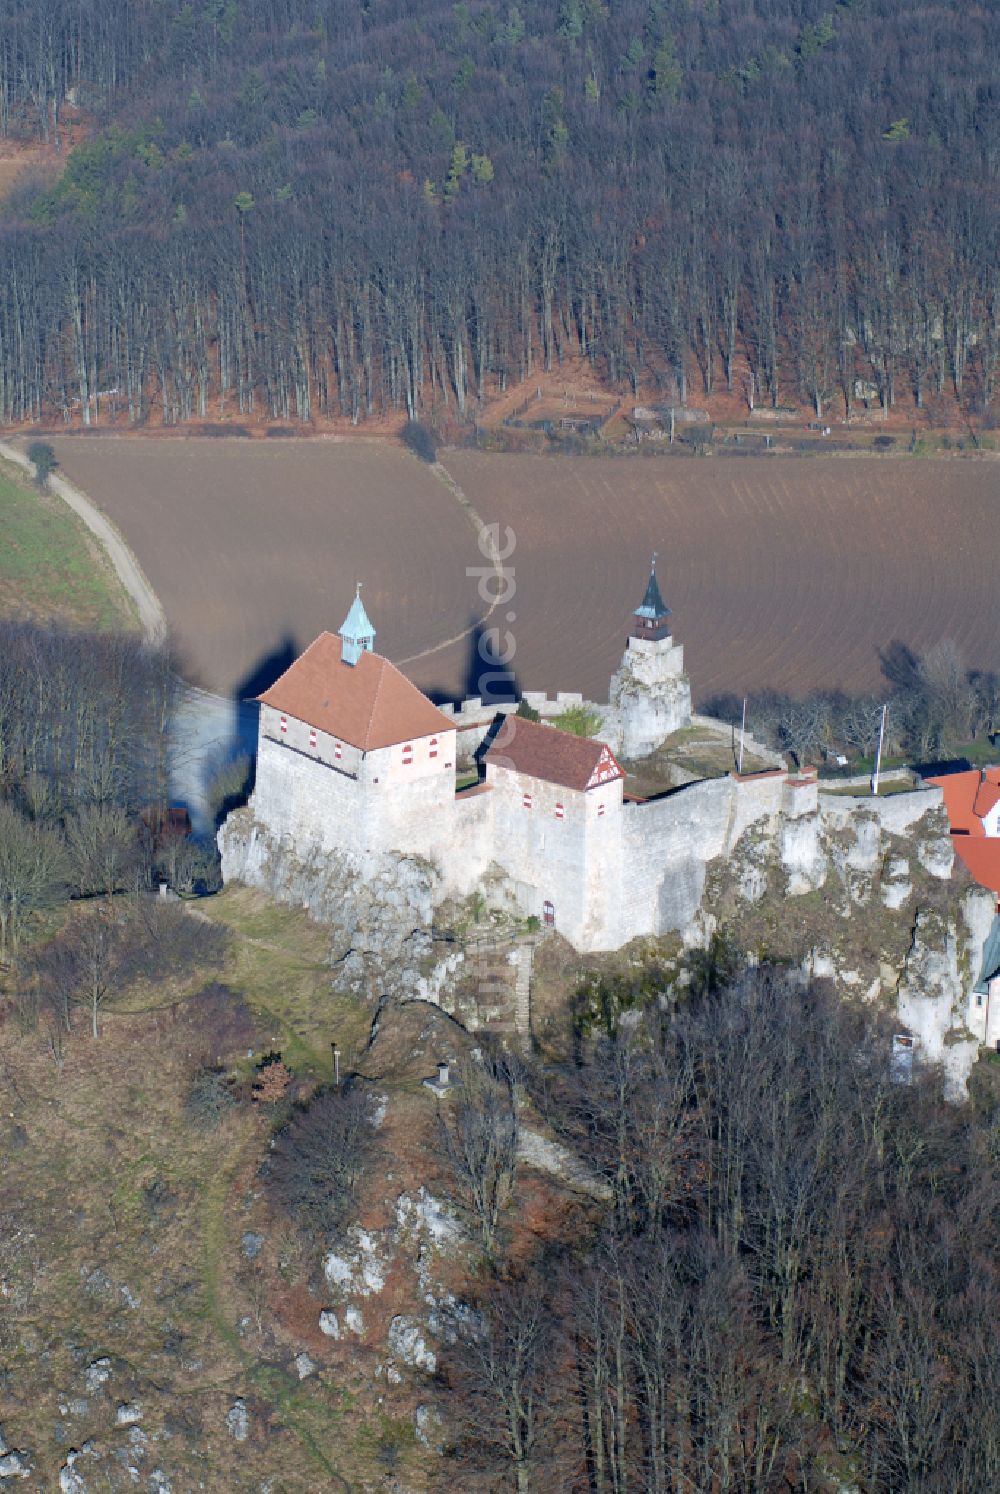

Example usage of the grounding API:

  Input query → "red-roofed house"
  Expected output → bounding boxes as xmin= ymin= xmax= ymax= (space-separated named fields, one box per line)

xmin=927 ymin=770 xmax=983 ymax=837
xmin=250 ymin=590 xmax=459 ymax=863
xmin=973 ymin=767 xmax=1000 ymax=836
xmin=953 ymin=839 xmax=1000 ymax=901
xmin=483 ymin=715 xmax=626 ymax=943
xmin=928 ymin=764 xmax=1000 ymax=905
xmin=928 ymin=766 xmax=1000 ymax=840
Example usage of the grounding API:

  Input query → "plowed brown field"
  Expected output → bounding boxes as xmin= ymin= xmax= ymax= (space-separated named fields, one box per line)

xmin=48 ymin=438 xmax=485 ymax=696
xmin=48 ymin=438 xmax=998 ymax=705
xmin=444 ymin=450 xmax=1000 ymax=704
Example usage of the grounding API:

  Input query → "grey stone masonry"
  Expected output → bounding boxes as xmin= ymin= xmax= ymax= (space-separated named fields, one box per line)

xmin=610 ymin=634 xmax=692 ymax=759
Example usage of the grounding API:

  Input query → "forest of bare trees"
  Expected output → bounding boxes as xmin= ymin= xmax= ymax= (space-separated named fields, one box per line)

xmin=445 ymin=973 xmax=1000 ymax=1491
xmin=707 ymin=639 xmax=1000 ymax=769
xmin=0 ymin=1 xmax=997 ymax=426
xmin=0 ymin=623 xmax=220 ymax=967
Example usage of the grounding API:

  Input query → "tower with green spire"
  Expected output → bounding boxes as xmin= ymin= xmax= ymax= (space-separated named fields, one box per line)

xmin=339 ymin=583 xmax=376 ymax=666
xmin=630 ymin=552 xmax=672 ymax=643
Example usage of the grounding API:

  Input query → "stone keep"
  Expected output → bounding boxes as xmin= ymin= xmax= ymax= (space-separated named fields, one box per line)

xmin=609 ymin=556 xmax=692 ymax=759
xmin=244 ymin=589 xmax=460 ymax=871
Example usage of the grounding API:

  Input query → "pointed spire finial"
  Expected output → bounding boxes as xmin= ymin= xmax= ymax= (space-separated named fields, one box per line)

xmin=633 ymin=553 xmax=671 ymax=627
xmin=339 ymin=583 xmax=376 ymax=666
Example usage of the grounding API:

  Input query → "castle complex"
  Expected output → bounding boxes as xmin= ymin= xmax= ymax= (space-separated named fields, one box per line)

xmin=229 ymin=563 xmax=704 ymax=950
xmin=219 ymin=565 xmax=998 ymax=1092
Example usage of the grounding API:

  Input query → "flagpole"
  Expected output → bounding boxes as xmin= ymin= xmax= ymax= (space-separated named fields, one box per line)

xmin=872 ymin=704 xmax=887 ymax=795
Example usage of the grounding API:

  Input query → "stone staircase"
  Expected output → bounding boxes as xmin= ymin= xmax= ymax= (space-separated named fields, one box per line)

xmin=510 ymin=943 xmax=533 ymax=1045
xmin=462 ymin=932 xmax=536 ymax=1048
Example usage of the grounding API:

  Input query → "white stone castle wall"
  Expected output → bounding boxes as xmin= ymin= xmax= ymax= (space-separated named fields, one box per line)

xmin=618 ymin=773 xmax=792 ymax=943
xmin=621 ymin=779 xmax=732 ymax=941
xmin=253 ymin=735 xmax=370 ymax=857
xmin=442 ymin=788 xmax=495 ymax=896
xmin=260 ymin=702 xmax=364 ymax=777
xmin=819 ymin=785 xmax=943 ymax=834
xmin=360 ymin=731 xmax=459 ymax=866
xmin=252 ymin=717 xmax=459 ymax=867
xmin=481 ymin=763 xmax=625 ymax=950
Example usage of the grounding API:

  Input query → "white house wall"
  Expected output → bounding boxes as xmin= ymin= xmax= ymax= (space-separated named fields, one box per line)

xmin=482 ymin=764 xmax=624 ymax=950
xmin=253 ymin=709 xmax=458 ymax=865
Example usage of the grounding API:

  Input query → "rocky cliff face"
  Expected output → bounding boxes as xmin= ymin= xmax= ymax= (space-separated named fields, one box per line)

xmin=220 ymin=806 xmax=441 ymax=999
xmin=607 ymin=638 xmax=692 ymax=758
xmin=702 ymin=791 xmax=991 ymax=1096
xmin=221 ymin=784 xmax=993 ymax=1096
xmin=219 ymin=808 xmax=525 ymax=1031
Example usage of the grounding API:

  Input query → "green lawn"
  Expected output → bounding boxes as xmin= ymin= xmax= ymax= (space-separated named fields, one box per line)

xmin=0 ymin=455 xmax=136 ymax=629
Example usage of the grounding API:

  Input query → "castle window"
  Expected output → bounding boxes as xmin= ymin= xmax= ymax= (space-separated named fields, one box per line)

xmin=597 ymin=803 xmax=605 ymax=817
xmin=279 ymin=715 xmax=288 ymax=735
xmin=334 ymin=741 xmax=342 ymax=760
xmin=543 ymin=900 xmax=555 ymax=927
xmin=402 ymin=743 xmax=414 ymax=765
xmin=309 ymin=727 xmax=317 ymax=749
xmin=554 ymin=803 xmax=564 ymax=820
xmin=429 ymin=737 xmax=439 ymax=758
xmin=977 ymin=993 xmax=984 ymax=1008
xmin=522 ymin=792 xmax=532 ymax=810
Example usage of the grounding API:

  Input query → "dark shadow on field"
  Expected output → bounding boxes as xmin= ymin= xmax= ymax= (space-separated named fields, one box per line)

xmin=169 ymin=639 xmax=299 ymax=835
xmin=224 ymin=636 xmax=304 ymax=777
xmin=462 ymin=618 xmax=520 ymax=705
xmin=424 ymin=617 xmax=521 ymax=708
xmin=236 ymin=634 xmax=299 ymax=701
xmin=879 ymin=639 xmax=920 ymax=692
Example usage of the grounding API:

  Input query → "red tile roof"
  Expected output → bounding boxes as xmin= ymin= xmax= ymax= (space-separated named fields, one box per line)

xmin=484 ymin=715 xmax=623 ymax=792
xmin=257 ymin=632 xmax=454 ymax=752
xmin=954 ymin=837 xmax=1000 ymax=899
xmin=927 ymin=770 xmax=983 ymax=837
xmin=973 ymin=777 xmax=1000 ymax=819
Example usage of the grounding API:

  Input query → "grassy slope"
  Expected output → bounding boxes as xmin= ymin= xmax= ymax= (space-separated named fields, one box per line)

xmin=0 ymin=455 xmax=136 ymax=630
xmin=1 ymin=885 xmax=573 ymax=1488
xmin=0 ymin=891 xmax=371 ymax=1489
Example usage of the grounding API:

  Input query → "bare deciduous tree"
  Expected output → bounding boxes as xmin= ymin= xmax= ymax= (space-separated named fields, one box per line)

xmin=449 ymin=1269 xmax=556 ymax=1494
xmin=439 ymin=1052 xmax=519 ymax=1265
xmin=0 ymin=802 xmax=67 ymax=957
xmin=266 ymin=1084 xmax=379 ymax=1243
xmin=65 ymin=803 xmax=144 ymax=898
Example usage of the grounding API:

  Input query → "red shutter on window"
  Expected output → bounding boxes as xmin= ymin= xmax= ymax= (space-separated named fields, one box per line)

xmin=597 ymin=803 xmax=605 ymax=817
xmin=554 ymin=803 xmax=564 ymax=819
xmin=429 ymin=737 xmax=438 ymax=758
xmin=279 ymin=714 xmax=287 ymax=735
xmin=522 ymin=792 xmax=532 ymax=810
xmin=402 ymin=743 xmax=414 ymax=765
xmin=308 ymin=727 xmax=317 ymax=749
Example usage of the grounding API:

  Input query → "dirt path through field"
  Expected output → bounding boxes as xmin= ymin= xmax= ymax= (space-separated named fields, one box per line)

xmin=35 ymin=436 xmax=1000 ymax=709
xmin=45 ymin=437 xmax=487 ymax=697
xmin=0 ymin=438 xmax=165 ymax=644
xmin=395 ymin=459 xmax=505 ymax=668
